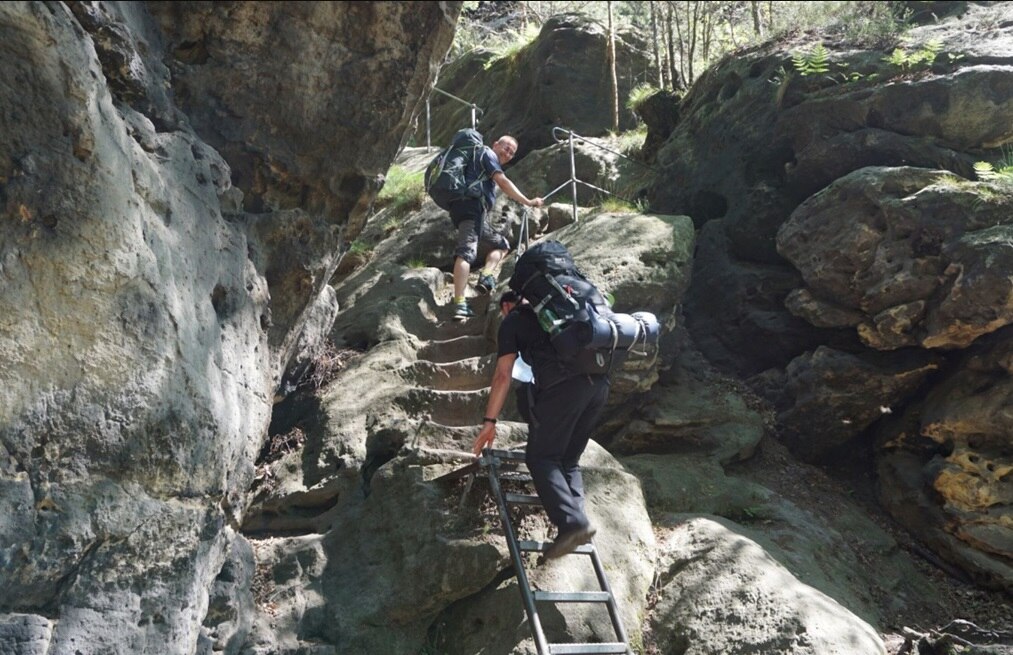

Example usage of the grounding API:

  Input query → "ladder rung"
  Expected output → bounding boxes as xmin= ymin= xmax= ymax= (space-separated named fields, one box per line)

xmin=549 ymin=644 xmax=629 ymax=654
xmin=498 ymin=472 xmax=533 ymax=482
xmin=518 ymin=540 xmax=594 ymax=555
xmin=533 ymin=591 xmax=611 ymax=603
xmin=505 ymin=493 xmax=541 ymax=505
xmin=485 ymin=448 xmax=526 ymax=462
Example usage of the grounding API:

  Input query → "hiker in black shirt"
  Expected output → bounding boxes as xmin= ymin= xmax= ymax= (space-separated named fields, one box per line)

xmin=473 ymin=295 xmax=609 ymax=559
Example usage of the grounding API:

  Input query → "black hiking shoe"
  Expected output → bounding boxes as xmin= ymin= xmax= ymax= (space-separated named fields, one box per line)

xmin=476 ymin=273 xmax=496 ymax=294
xmin=452 ymin=302 xmax=475 ymax=321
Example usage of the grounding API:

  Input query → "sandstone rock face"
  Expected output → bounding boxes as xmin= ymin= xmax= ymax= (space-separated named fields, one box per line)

xmin=242 ymin=183 xmax=693 ymax=652
xmin=643 ymin=1 xmax=1013 ymax=585
xmin=647 ymin=2 xmax=1013 ymax=374
xmin=146 ymin=1 xmax=454 ymax=229
xmin=0 ymin=1 xmax=458 ymax=653
xmin=425 ymin=13 xmax=656 ymax=160
xmin=624 ymin=450 xmax=943 ymax=630
xmin=778 ymin=167 xmax=1013 ymax=351
xmin=651 ymin=517 xmax=887 ymax=655
xmin=878 ymin=327 xmax=1013 ymax=589
xmin=685 ymin=220 xmax=851 ymax=376
xmin=768 ymin=346 xmax=942 ymax=462
xmin=144 ymin=0 xmax=459 ymax=368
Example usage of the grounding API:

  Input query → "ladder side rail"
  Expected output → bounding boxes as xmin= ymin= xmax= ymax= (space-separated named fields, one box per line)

xmin=589 ymin=546 xmax=632 ymax=653
xmin=487 ymin=455 xmax=551 ymax=655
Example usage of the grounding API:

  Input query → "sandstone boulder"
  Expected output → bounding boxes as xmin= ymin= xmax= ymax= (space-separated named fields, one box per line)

xmin=878 ymin=327 xmax=1013 ymax=590
xmin=0 ymin=2 xmax=459 ymax=653
xmin=425 ymin=13 xmax=656 ymax=160
xmin=650 ymin=517 xmax=887 ymax=655
xmin=646 ymin=2 xmax=1013 ymax=374
xmin=769 ymin=346 xmax=942 ymax=462
xmin=778 ymin=167 xmax=1013 ymax=351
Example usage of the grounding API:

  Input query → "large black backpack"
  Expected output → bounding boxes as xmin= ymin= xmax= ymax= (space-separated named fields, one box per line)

xmin=508 ymin=240 xmax=660 ymax=376
xmin=424 ymin=128 xmax=488 ymax=210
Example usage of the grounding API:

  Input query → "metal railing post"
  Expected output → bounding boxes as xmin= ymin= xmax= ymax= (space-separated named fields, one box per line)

xmin=542 ymin=126 xmax=657 ymax=213
xmin=430 ymin=86 xmax=484 ymax=135
xmin=568 ymin=130 xmax=578 ymax=222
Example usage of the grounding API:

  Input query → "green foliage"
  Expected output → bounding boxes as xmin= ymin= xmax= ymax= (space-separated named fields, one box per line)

xmin=792 ymin=43 xmax=830 ymax=76
xmin=599 ymin=194 xmax=644 ymax=213
xmin=831 ymin=62 xmax=868 ymax=83
xmin=882 ymin=38 xmax=943 ymax=70
xmin=376 ymin=165 xmax=426 ymax=219
xmin=480 ymin=22 xmax=541 ymax=69
xmin=347 ymin=240 xmax=372 ymax=257
xmin=933 ymin=173 xmax=969 ymax=189
xmin=611 ymin=124 xmax=648 ymax=157
xmin=452 ymin=1 xmax=917 ymax=93
xmin=382 ymin=216 xmax=401 ymax=235
xmin=778 ymin=44 xmax=872 ymax=98
xmin=974 ymin=161 xmax=1013 ymax=184
xmin=406 ymin=257 xmax=428 ymax=269
xmin=626 ymin=83 xmax=659 ymax=112
xmin=827 ymin=3 xmax=911 ymax=48
xmin=973 ymin=147 xmax=1013 ymax=185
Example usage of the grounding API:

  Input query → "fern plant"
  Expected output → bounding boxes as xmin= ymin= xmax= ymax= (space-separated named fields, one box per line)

xmin=973 ymin=161 xmax=1013 ymax=183
xmin=883 ymin=39 xmax=944 ymax=70
xmin=972 ymin=145 xmax=1013 ymax=183
xmin=791 ymin=43 xmax=830 ymax=76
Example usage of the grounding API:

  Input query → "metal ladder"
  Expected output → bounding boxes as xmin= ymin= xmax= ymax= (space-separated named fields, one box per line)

xmin=479 ymin=447 xmax=632 ymax=655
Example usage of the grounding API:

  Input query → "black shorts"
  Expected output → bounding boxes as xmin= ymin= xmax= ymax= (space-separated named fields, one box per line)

xmin=449 ymin=198 xmax=510 ymax=265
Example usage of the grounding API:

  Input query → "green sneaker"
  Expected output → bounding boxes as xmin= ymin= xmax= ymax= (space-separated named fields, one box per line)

xmin=476 ymin=273 xmax=496 ymax=294
xmin=453 ymin=302 xmax=475 ymax=321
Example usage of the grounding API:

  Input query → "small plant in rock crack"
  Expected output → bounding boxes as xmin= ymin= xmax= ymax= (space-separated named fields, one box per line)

xmin=304 ymin=342 xmax=362 ymax=390
xmin=626 ymin=82 xmax=660 ymax=113
xmin=882 ymin=38 xmax=943 ymax=70
xmin=261 ymin=427 xmax=306 ymax=464
xmin=972 ymin=146 xmax=1013 ymax=187
xmin=347 ymin=239 xmax=372 ymax=257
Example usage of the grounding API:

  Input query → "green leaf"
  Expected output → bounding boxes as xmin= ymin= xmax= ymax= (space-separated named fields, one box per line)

xmin=973 ymin=161 xmax=996 ymax=180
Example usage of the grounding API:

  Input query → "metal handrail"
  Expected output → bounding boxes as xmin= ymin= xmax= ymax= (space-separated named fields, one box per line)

xmin=426 ymin=87 xmax=484 ymax=152
xmin=551 ymin=127 xmax=655 ymax=170
xmin=542 ymin=127 xmax=649 ymax=224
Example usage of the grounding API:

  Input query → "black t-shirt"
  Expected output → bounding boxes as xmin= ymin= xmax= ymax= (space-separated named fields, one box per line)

xmin=496 ymin=307 xmax=571 ymax=389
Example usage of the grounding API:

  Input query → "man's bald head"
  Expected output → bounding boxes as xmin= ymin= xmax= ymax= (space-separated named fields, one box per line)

xmin=492 ymin=136 xmax=518 ymax=164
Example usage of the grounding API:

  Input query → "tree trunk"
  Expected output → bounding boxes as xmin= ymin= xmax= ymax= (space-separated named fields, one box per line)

xmin=607 ymin=1 xmax=619 ymax=132
xmin=727 ymin=6 xmax=739 ymax=49
xmin=665 ymin=3 xmax=679 ymax=90
xmin=701 ymin=3 xmax=713 ymax=63
xmin=686 ymin=1 xmax=699 ymax=86
xmin=766 ymin=0 xmax=774 ymax=33
xmin=650 ymin=1 xmax=664 ymax=88
xmin=750 ymin=0 xmax=763 ymax=36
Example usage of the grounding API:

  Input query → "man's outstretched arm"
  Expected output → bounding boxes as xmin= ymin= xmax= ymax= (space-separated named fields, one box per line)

xmin=472 ymin=352 xmax=517 ymax=455
xmin=492 ymin=171 xmax=543 ymax=207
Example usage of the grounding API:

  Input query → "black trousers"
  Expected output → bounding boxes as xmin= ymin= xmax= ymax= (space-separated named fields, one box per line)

xmin=525 ymin=374 xmax=610 ymax=533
